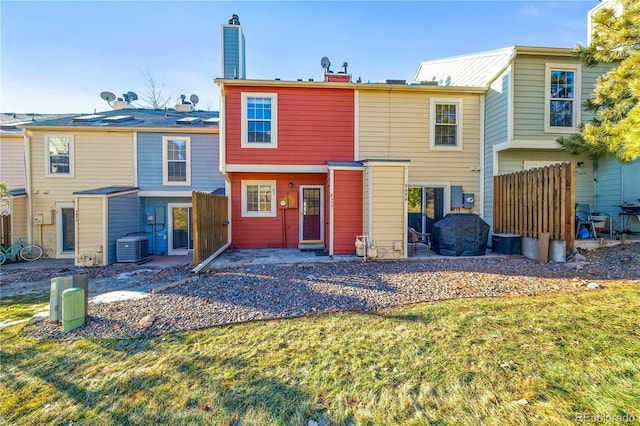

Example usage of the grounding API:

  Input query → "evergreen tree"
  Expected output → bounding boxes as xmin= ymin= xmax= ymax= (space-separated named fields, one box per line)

xmin=557 ymin=0 xmax=640 ymax=162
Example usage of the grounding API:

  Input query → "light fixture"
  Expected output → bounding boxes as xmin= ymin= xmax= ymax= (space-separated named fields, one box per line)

xmin=288 ymin=182 xmax=294 ymax=188
xmin=577 ymin=161 xmax=584 ymax=167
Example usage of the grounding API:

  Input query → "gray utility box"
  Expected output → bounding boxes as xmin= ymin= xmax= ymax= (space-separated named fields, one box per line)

xmin=50 ymin=275 xmax=89 ymax=322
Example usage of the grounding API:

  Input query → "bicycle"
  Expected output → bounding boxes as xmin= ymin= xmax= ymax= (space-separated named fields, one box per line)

xmin=0 ymin=239 xmax=44 ymax=265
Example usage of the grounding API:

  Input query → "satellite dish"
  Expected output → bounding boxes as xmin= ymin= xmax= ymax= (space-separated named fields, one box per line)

xmin=190 ymin=94 xmax=199 ymax=106
xmin=321 ymin=57 xmax=331 ymax=72
xmin=100 ymin=91 xmax=116 ymax=103
xmin=127 ymin=91 xmax=139 ymax=101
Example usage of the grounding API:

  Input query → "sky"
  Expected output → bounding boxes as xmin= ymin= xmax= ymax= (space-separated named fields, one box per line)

xmin=1 ymin=0 xmax=598 ymax=114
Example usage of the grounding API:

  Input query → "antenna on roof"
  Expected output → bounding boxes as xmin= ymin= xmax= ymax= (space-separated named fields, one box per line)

xmin=123 ymin=91 xmax=138 ymax=103
xmin=321 ymin=57 xmax=331 ymax=73
xmin=100 ymin=91 xmax=116 ymax=106
xmin=190 ymin=94 xmax=199 ymax=108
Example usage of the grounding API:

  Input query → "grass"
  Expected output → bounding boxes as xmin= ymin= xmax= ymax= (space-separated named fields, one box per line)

xmin=1 ymin=284 xmax=639 ymax=425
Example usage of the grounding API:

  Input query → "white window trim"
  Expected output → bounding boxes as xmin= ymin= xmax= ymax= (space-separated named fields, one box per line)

xmin=168 ymin=203 xmax=193 ymax=255
xmin=241 ymin=180 xmax=276 ymax=217
xmin=544 ymin=63 xmax=581 ymax=134
xmin=162 ymin=136 xmax=191 ymax=186
xmin=45 ymin=135 xmax=74 ymax=177
xmin=56 ymin=202 xmax=75 ymax=258
xmin=430 ymin=98 xmax=463 ymax=151
xmin=241 ymin=92 xmax=278 ymax=148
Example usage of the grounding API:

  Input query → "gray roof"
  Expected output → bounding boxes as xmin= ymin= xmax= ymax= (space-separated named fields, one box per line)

xmin=18 ymin=108 xmax=219 ymax=130
xmin=1 ymin=113 xmax=76 ymax=134
xmin=73 ymin=186 xmax=139 ymax=196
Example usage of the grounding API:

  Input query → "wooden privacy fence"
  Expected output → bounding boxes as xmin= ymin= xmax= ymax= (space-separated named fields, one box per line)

xmin=0 ymin=214 xmax=10 ymax=248
xmin=192 ymin=192 xmax=229 ymax=265
xmin=494 ymin=162 xmax=575 ymax=249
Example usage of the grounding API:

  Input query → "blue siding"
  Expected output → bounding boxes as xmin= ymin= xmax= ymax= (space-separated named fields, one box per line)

xmin=223 ymin=27 xmax=240 ymax=79
xmin=596 ymin=157 xmax=622 ymax=219
xmin=107 ymin=192 xmax=141 ymax=264
xmin=622 ymin=159 xmax=640 ymax=203
xmin=137 ymin=132 xmax=224 ymax=192
xmin=596 ymin=157 xmax=640 ymax=232
xmin=483 ymin=69 xmax=510 ymax=229
xmin=140 ymin=196 xmax=191 ymax=256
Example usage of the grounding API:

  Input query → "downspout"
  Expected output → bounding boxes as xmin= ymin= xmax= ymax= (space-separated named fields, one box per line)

xmin=23 ymin=129 xmax=33 ymax=244
xmin=133 ymin=132 xmax=138 ymax=187
xmin=593 ymin=157 xmax=598 ymax=209
xmin=479 ymin=93 xmax=485 ymax=219
xmin=329 ymin=168 xmax=335 ymax=256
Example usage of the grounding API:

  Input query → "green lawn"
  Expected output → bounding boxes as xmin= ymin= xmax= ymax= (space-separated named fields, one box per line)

xmin=1 ymin=285 xmax=639 ymax=425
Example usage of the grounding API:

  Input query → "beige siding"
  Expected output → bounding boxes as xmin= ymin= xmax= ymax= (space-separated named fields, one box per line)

xmin=76 ymin=196 xmax=105 ymax=266
xmin=363 ymin=167 xmax=371 ymax=238
xmin=357 ymin=90 xmax=482 ymax=214
xmin=497 ymin=150 xmax=594 ymax=206
xmin=367 ymin=164 xmax=406 ymax=260
xmin=10 ymin=196 xmax=28 ymax=244
xmin=28 ymin=130 xmax=135 ymax=257
xmin=0 ymin=134 xmax=26 ymax=190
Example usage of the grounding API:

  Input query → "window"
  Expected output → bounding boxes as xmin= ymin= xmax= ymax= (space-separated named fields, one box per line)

xmin=162 ymin=136 xmax=191 ymax=185
xmin=241 ymin=93 xmax=278 ymax=148
xmin=242 ymin=180 xmax=276 ymax=217
xmin=46 ymin=135 xmax=74 ymax=176
xmin=430 ymin=98 xmax=463 ymax=150
xmin=545 ymin=63 xmax=581 ymax=133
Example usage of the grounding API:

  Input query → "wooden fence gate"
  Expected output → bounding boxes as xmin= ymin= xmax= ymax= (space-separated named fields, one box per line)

xmin=192 ymin=192 xmax=229 ymax=265
xmin=493 ymin=162 xmax=575 ymax=252
xmin=0 ymin=214 xmax=10 ymax=248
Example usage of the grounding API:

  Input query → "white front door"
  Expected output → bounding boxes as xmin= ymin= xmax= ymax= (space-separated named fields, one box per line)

xmin=168 ymin=203 xmax=192 ymax=255
xmin=57 ymin=202 xmax=75 ymax=258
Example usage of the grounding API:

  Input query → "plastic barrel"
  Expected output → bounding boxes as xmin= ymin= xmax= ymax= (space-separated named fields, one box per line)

xmin=62 ymin=288 xmax=85 ymax=332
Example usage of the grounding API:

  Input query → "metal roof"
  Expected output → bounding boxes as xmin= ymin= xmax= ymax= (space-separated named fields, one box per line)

xmin=414 ymin=46 xmax=573 ymax=88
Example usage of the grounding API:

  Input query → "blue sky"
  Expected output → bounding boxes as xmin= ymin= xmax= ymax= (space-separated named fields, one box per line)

xmin=1 ymin=1 xmax=597 ymax=114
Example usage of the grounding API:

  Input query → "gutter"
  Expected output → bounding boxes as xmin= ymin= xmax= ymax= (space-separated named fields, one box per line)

xmin=23 ymin=129 xmax=33 ymax=243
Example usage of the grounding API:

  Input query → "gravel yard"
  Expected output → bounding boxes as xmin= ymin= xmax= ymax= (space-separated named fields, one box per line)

xmin=16 ymin=244 xmax=640 ymax=340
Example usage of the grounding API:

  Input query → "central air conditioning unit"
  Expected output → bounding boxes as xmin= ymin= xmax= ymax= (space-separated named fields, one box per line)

xmin=116 ymin=236 xmax=150 ymax=263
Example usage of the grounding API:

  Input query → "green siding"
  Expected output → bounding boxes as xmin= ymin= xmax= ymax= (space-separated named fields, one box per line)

xmin=497 ymin=150 xmax=594 ymax=207
xmin=483 ymin=69 xmax=510 ymax=229
xmin=512 ymin=55 xmax=615 ymax=140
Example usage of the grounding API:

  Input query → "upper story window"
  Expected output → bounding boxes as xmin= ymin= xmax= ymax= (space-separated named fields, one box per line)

xmin=45 ymin=135 xmax=74 ymax=176
xmin=545 ymin=63 xmax=581 ymax=133
xmin=162 ymin=136 xmax=191 ymax=186
xmin=241 ymin=180 xmax=276 ymax=217
xmin=241 ymin=92 xmax=278 ymax=148
xmin=430 ymin=98 xmax=463 ymax=151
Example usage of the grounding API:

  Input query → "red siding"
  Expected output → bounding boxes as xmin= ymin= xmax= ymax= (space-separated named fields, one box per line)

xmin=230 ymin=172 xmax=327 ymax=249
xmin=333 ymin=170 xmax=363 ymax=254
xmin=225 ymin=86 xmax=354 ymax=165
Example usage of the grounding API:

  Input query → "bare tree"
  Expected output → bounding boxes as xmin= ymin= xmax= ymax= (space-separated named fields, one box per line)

xmin=138 ymin=71 xmax=173 ymax=109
